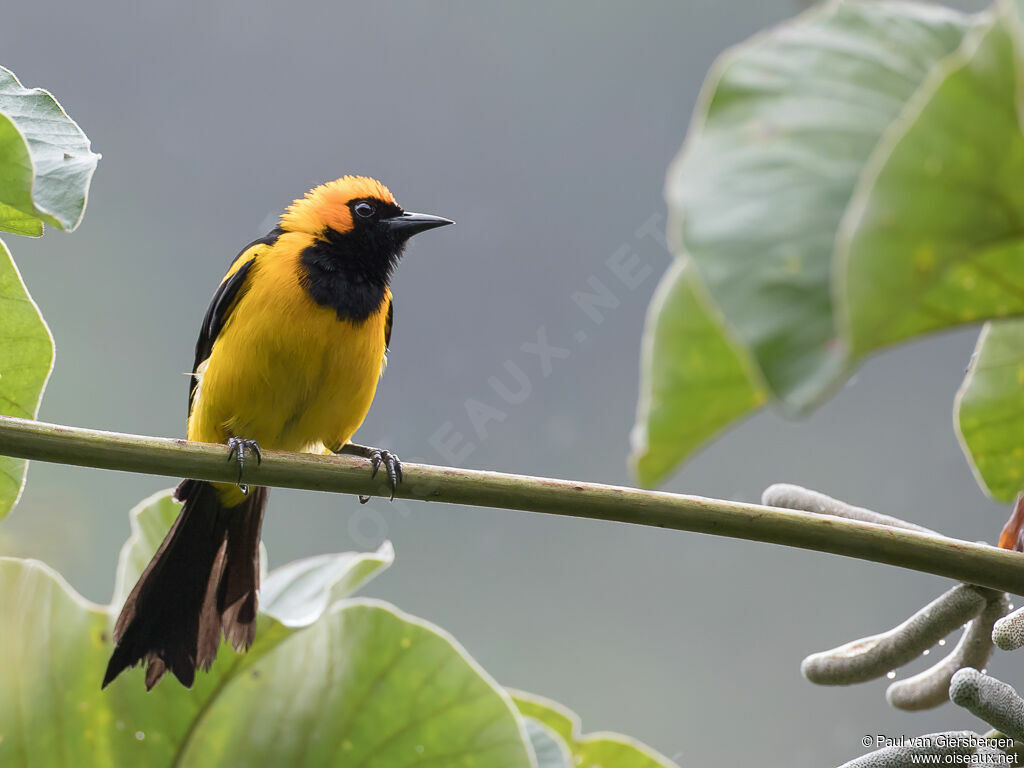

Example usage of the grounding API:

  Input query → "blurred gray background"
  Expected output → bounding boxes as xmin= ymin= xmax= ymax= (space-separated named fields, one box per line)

xmin=0 ymin=1 xmax=1000 ymax=765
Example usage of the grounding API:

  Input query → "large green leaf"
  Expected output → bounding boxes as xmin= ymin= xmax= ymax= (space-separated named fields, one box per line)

xmin=180 ymin=600 xmax=534 ymax=768
xmin=0 ymin=558 xmax=179 ymax=767
xmin=511 ymin=691 xmax=678 ymax=768
xmin=630 ymin=258 xmax=765 ymax=486
xmin=0 ymin=65 xmax=99 ymax=234
xmin=955 ymin=319 xmax=1024 ymax=502
xmin=0 ymin=238 xmax=53 ymax=518
xmin=839 ymin=5 xmax=1024 ymax=356
xmin=0 ymin=492 xmax=536 ymax=767
xmin=668 ymin=0 xmax=967 ymax=410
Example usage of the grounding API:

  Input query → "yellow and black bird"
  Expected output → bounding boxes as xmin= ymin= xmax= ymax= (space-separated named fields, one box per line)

xmin=103 ymin=176 xmax=452 ymax=689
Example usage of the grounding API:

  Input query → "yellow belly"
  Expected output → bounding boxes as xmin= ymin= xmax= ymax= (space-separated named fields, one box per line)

xmin=187 ymin=249 xmax=389 ymax=457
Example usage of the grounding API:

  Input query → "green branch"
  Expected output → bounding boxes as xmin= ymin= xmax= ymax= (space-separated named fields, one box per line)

xmin=1 ymin=415 xmax=1023 ymax=595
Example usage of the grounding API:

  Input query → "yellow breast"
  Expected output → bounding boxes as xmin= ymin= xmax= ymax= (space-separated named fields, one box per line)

xmin=187 ymin=233 xmax=389 ymax=455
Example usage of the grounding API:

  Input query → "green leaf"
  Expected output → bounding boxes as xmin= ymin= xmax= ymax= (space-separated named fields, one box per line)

xmin=955 ymin=319 xmax=1024 ymax=502
xmin=0 ymin=202 xmax=41 ymax=237
xmin=261 ymin=542 xmax=395 ymax=627
xmin=630 ymin=258 xmax=765 ymax=486
xmin=0 ymin=66 xmax=98 ymax=516
xmin=0 ymin=558 xmax=183 ymax=767
xmin=180 ymin=600 xmax=534 ymax=767
xmin=0 ymin=65 xmax=99 ymax=233
xmin=840 ymin=5 xmax=1024 ymax=357
xmin=669 ymin=0 xmax=967 ymax=409
xmin=0 ymin=238 xmax=53 ymax=518
xmin=511 ymin=690 xmax=679 ymax=768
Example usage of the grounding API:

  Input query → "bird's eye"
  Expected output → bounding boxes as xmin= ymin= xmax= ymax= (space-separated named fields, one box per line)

xmin=354 ymin=201 xmax=375 ymax=219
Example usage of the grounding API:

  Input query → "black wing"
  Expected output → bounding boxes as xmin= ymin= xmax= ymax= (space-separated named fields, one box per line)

xmin=384 ymin=298 xmax=393 ymax=352
xmin=188 ymin=258 xmax=256 ymax=413
xmin=188 ymin=229 xmax=282 ymax=413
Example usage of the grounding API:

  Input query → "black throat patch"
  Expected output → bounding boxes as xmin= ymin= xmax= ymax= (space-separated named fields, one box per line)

xmin=299 ymin=224 xmax=404 ymax=323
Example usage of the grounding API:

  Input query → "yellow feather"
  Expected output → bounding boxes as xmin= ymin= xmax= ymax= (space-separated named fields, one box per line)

xmin=187 ymin=230 xmax=390 ymax=501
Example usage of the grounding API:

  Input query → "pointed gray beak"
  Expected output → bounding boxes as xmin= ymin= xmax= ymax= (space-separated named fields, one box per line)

xmin=382 ymin=211 xmax=454 ymax=237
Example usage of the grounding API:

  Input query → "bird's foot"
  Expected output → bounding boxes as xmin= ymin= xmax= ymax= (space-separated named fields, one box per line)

xmin=227 ymin=437 xmax=262 ymax=493
xmin=336 ymin=443 xmax=402 ymax=502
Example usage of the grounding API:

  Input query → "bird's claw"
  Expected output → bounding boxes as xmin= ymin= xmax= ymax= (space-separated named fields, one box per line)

xmin=367 ymin=449 xmax=402 ymax=500
xmin=227 ymin=437 xmax=262 ymax=493
xmin=336 ymin=443 xmax=402 ymax=502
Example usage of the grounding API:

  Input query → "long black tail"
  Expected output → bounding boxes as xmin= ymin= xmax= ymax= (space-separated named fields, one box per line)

xmin=103 ymin=479 xmax=267 ymax=690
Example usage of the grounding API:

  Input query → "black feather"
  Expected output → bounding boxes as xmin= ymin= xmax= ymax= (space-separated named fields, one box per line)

xmin=102 ymin=481 xmax=267 ymax=690
xmin=188 ymin=228 xmax=281 ymax=411
xmin=298 ymin=199 xmax=404 ymax=323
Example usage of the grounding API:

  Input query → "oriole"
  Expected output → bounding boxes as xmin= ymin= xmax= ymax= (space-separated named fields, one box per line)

xmin=103 ymin=176 xmax=452 ymax=689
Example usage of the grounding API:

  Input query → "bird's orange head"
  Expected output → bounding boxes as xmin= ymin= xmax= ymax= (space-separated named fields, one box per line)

xmin=279 ymin=176 xmax=452 ymax=317
xmin=280 ymin=175 xmax=452 ymax=242
xmin=281 ymin=176 xmax=395 ymax=236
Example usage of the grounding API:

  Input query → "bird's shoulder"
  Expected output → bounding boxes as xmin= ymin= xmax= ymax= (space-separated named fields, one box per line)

xmin=188 ymin=227 xmax=286 ymax=411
